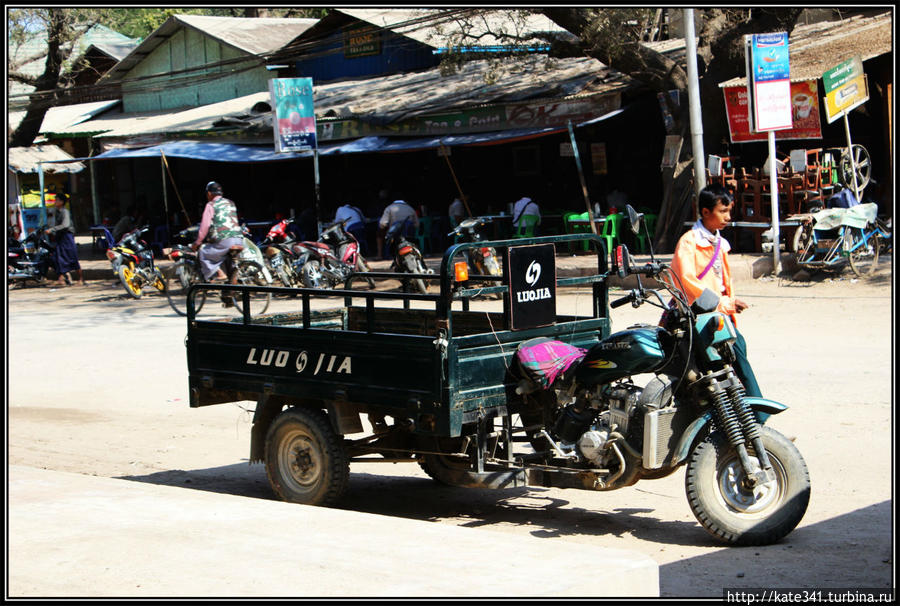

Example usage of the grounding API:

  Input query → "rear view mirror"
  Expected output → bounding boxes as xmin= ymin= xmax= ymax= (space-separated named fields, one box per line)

xmin=615 ymin=244 xmax=631 ymax=278
xmin=625 ymin=204 xmax=643 ymax=235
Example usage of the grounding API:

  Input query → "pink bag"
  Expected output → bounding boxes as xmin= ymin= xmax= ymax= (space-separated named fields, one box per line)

xmin=514 ymin=337 xmax=586 ymax=388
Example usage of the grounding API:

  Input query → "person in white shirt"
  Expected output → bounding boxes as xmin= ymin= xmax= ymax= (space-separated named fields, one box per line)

xmin=448 ymin=197 xmax=465 ymax=224
xmin=377 ymin=198 xmax=418 ymax=258
xmin=512 ymin=196 xmax=541 ymax=229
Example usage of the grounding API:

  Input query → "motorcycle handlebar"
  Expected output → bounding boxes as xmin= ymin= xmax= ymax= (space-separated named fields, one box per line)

xmin=610 ymin=293 xmax=634 ymax=308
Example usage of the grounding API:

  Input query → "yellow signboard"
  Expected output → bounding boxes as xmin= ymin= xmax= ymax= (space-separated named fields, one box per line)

xmin=823 ymin=56 xmax=869 ymax=124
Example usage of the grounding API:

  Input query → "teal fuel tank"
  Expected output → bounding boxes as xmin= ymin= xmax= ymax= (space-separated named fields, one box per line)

xmin=575 ymin=326 xmax=670 ymax=385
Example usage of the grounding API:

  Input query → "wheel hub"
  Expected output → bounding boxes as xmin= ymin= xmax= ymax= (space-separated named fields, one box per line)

xmin=719 ymin=456 xmax=780 ymax=513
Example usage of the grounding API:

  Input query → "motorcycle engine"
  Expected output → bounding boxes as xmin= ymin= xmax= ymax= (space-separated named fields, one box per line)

xmin=552 ymin=380 xmax=647 ymax=467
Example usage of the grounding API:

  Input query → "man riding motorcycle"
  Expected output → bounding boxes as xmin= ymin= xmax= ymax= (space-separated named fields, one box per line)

xmin=191 ymin=181 xmax=243 ymax=281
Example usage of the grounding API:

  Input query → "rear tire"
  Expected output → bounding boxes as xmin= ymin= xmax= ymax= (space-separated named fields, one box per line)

xmin=402 ymin=255 xmax=427 ymax=294
xmin=229 ymin=260 xmax=272 ymax=317
xmin=117 ymin=264 xmax=142 ymax=298
xmin=685 ymin=426 xmax=810 ymax=545
xmin=265 ymin=408 xmax=349 ymax=506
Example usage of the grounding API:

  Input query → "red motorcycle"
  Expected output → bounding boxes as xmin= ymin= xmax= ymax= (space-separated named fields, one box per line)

xmin=318 ymin=219 xmax=375 ymax=289
xmin=259 ymin=218 xmax=303 ymax=287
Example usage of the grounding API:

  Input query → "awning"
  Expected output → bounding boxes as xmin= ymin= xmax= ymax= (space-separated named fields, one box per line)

xmin=8 ymin=145 xmax=86 ymax=174
xmin=90 ymin=107 xmax=628 ymax=162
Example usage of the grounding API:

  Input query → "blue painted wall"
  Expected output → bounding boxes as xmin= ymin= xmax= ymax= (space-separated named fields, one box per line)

xmin=291 ymin=26 xmax=438 ymax=84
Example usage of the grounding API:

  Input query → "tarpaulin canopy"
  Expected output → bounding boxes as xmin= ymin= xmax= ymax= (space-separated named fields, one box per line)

xmin=90 ymin=107 xmax=628 ymax=162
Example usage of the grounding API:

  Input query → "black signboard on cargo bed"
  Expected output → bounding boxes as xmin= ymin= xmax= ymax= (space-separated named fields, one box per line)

xmin=507 ymin=244 xmax=556 ymax=330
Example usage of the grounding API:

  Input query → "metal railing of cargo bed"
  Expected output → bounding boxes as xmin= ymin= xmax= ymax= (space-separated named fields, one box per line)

xmin=186 ymin=232 xmax=610 ymax=338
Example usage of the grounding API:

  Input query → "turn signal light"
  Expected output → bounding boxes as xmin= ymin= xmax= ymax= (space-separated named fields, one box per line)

xmin=105 ymin=250 xmax=116 ymax=260
xmin=715 ymin=314 xmax=725 ymax=332
xmin=454 ymin=261 xmax=469 ymax=282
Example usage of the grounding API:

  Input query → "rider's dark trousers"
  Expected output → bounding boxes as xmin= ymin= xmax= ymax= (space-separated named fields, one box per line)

xmin=734 ymin=329 xmax=762 ymax=398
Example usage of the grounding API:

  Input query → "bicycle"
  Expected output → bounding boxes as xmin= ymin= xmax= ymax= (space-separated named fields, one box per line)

xmin=164 ymin=243 xmax=271 ymax=317
xmin=792 ymin=202 xmax=884 ymax=277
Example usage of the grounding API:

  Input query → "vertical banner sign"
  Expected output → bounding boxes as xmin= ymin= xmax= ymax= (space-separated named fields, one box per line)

xmin=507 ymin=244 xmax=556 ymax=331
xmin=269 ymin=77 xmax=317 ymax=152
xmin=745 ymin=32 xmax=792 ymax=132
xmin=822 ymin=56 xmax=868 ymax=123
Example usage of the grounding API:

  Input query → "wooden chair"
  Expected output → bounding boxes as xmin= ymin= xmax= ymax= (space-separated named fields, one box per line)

xmin=738 ymin=178 xmax=771 ymax=222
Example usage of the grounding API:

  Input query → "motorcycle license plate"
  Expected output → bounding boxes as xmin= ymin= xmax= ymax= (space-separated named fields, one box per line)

xmin=398 ymin=246 xmax=414 ymax=255
xmin=270 ymin=255 xmax=283 ymax=266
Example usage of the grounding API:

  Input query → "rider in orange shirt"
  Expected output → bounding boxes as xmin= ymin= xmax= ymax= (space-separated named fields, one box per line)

xmin=669 ymin=185 xmax=761 ymax=397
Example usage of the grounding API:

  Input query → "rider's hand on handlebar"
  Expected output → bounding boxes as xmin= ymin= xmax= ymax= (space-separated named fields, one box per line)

xmin=190 ymin=242 xmax=200 ymax=252
xmin=735 ymin=298 xmax=749 ymax=313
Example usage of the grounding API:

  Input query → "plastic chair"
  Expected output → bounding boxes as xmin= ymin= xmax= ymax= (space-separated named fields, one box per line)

xmin=563 ymin=211 xmax=591 ymax=252
xmin=415 ymin=216 xmax=433 ymax=254
xmin=514 ymin=214 xmax=539 ymax=238
xmin=634 ymin=213 xmax=658 ymax=253
xmin=598 ymin=212 xmax=622 ymax=256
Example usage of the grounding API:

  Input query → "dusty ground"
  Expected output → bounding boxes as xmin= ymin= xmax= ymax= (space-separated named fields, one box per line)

xmin=6 ymin=259 xmax=895 ymax=598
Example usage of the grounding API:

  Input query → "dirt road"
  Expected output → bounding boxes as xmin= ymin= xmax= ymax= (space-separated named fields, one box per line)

xmin=6 ymin=265 xmax=894 ymax=597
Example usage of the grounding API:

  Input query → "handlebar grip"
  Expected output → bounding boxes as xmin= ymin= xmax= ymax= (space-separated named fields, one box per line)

xmin=610 ymin=294 xmax=633 ymax=308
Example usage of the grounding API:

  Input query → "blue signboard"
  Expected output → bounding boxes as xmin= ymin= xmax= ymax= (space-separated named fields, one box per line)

xmin=269 ymin=77 xmax=317 ymax=153
xmin=751 ymin=32 xmax=790 ymax=82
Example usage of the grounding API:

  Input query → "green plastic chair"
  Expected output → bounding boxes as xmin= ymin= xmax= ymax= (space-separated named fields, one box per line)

xmin=599 ymin=212 xmax=622 ymax=256
xmin=514 ymin=214 xmax=539 ymax=238
xmin=634 ymin=213 xmax=658 ymax=254
xmin=563 ymin=211 xmax=592 ymax=252
xmin=415 ymin=216 xmax=433 ymax=254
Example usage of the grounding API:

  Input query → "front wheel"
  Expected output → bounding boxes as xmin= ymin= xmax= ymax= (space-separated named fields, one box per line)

xmin=165 ymin=261 xmax=206 ymax=316
xmin=264 ymin=407 xmax=349 ymax=506
xmin=301 ymin=259 xmax=327 ymax=289
xmin=844 ymin=227 xmax=879 ymax=277
xmin=117 ymin=264 xmax=142 ymax=299
xmin=685 ymin=426 xmax=810 ymax=545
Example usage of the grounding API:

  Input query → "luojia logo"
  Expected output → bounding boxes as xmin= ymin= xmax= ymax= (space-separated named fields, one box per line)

xmin=525 ymin=260 xmax=541 ymax=287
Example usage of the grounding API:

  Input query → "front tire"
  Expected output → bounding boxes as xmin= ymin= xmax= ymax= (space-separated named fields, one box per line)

xmin=264 ymin=408 xmax=349 ymax=506
xmin=844 ymin=227 xmax=879 ymax=276
xmin=685 ymin=426 xmax=810 ymax=545
xmin=165 ymin=261 xmax=206 ymax=316
xmin=229 ymin=260 xmax=272 ymax=317
xmin=301 ymin=259 xmax=327 ymax=289
xmin=117 ymin=264 xmax=142 ymax=298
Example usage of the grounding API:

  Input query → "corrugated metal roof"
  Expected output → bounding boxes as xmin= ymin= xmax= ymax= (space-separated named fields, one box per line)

xmin=719 ymin=11 xmax=892 ymax=87
xmin=101 ymin=14 xmax=317 ymax=83
xmin=8 ymin=100 xmax=122 ymax=136
xmin=53 ymin=55 xmax=632 ymax=140
xmin=337 ymin=8 xmax=569 ymax=49
xmin=7 ymin=145 xmax=86 ymax=174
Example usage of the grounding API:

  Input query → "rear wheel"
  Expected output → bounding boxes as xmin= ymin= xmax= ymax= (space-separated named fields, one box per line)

xmin=685 ymin=426 xmax=810 ymax=545
xmin=117 ymin=264 xmax=142 ymax=298
xmin=228 ymin=260 xmax=272 ymax=317
xmin=165 ymin=261 xmax=206 ymax=316
xmin=844 ymin=227 xmax=879 ymax=276
xmin=265 ymin=408 xmax=349 ymax=506
xmin=402 ymin=254 xmax=428 ymax=294
xmin=792 ymin=223 xmax=815 ymax=259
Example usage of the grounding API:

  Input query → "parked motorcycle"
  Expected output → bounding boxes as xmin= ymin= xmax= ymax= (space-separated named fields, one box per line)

xmin=319 ymin=218 xmax=376 ymax=289
xmin=385 ymin=219 xmax=432 ymax=294
xmin=448 ymin=217 xmax=502 ymax=297
xmin=259 ymin=217 xmax=303 ymax=288
xmin=500 ymin=205 xmax=811 ymax=545
xmin=105 ymin=225 xmax=166 ymax=298
xmin=8 ymin=226 xmax=54 ymax=287
xmin=289 ymin=237 xmax=353 ymax=290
